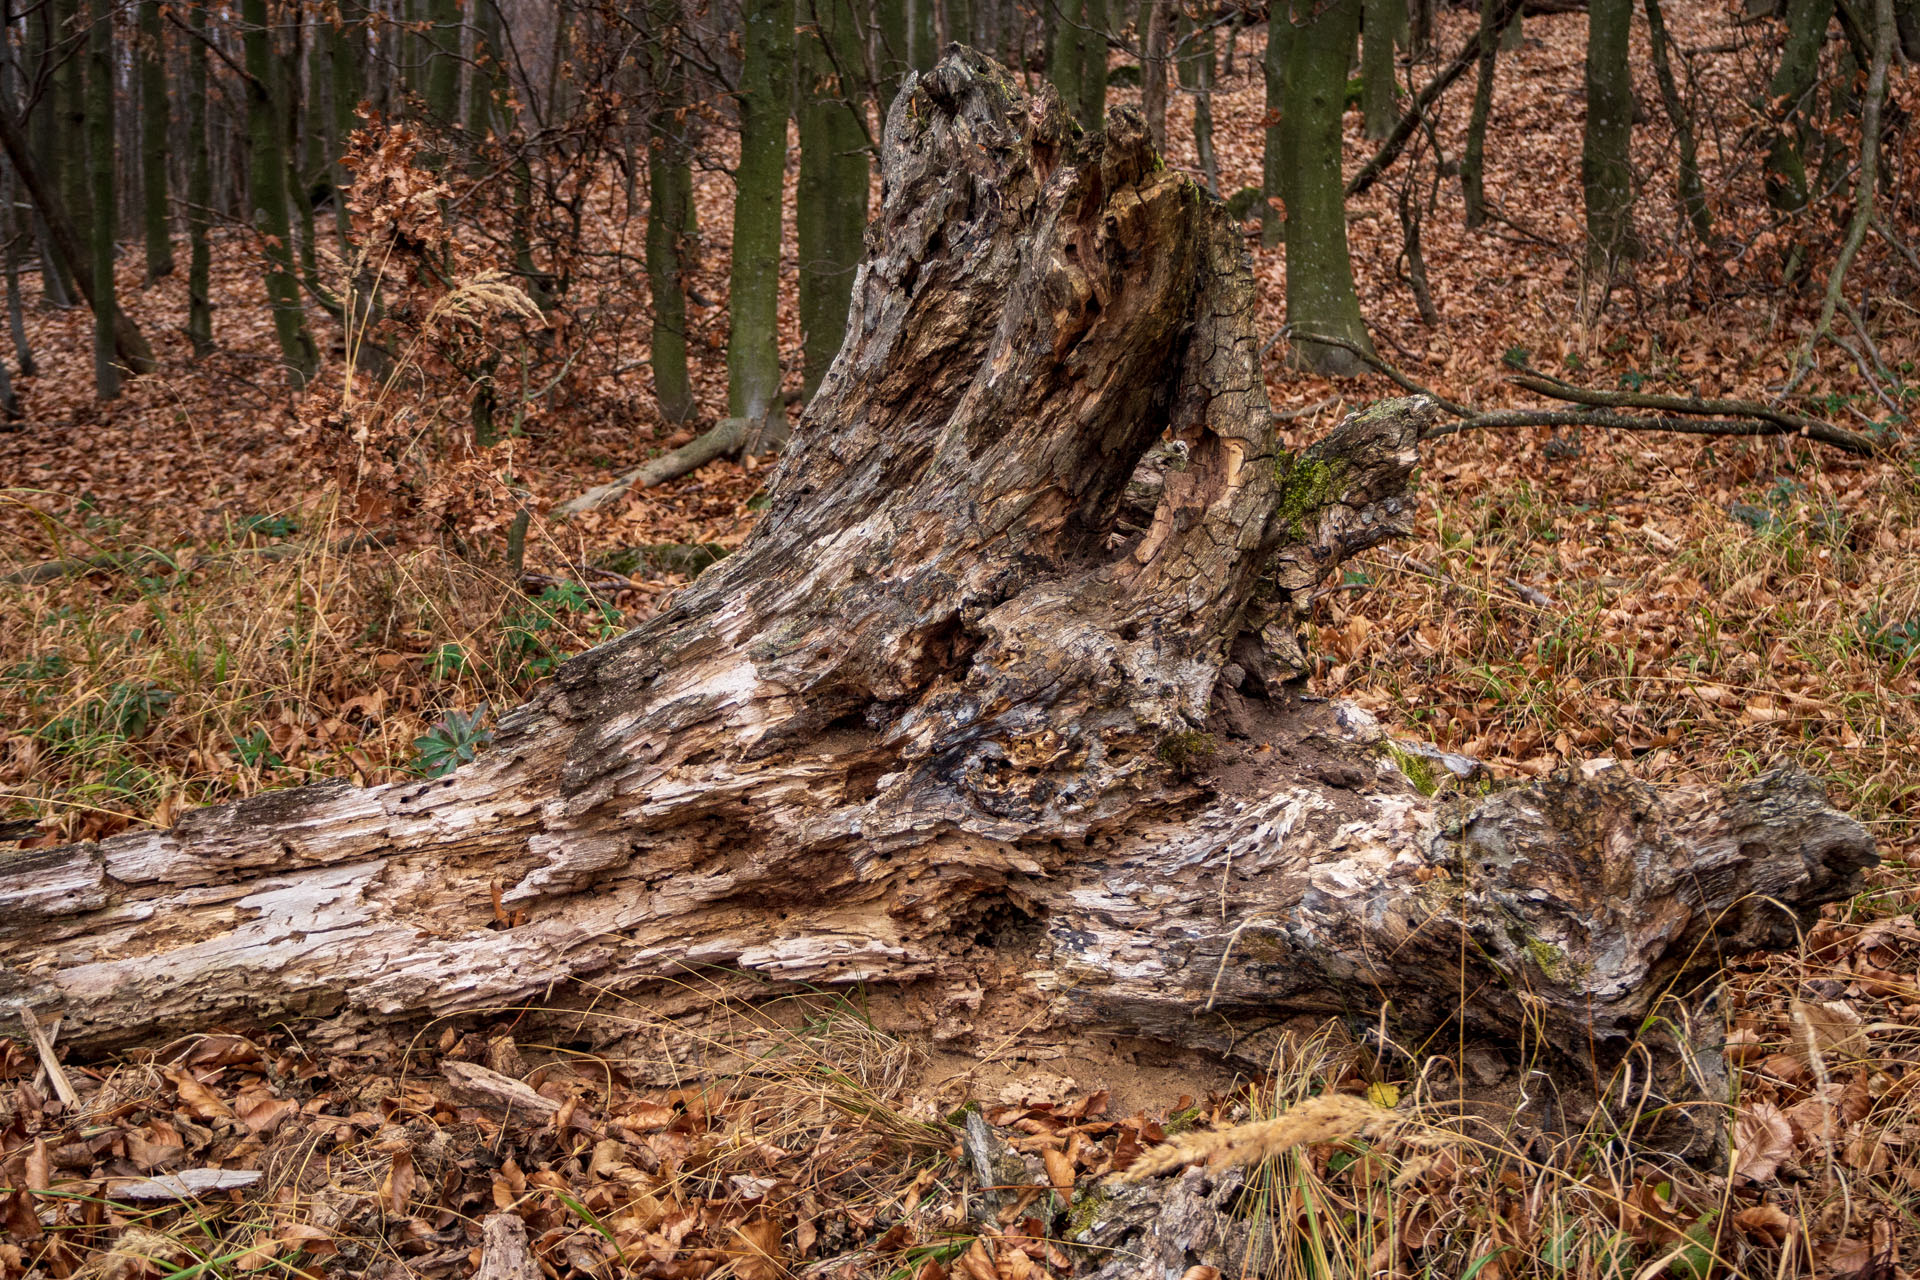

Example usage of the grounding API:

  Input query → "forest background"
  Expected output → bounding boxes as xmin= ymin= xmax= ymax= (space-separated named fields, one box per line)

xmin=0 ymin=0 xmax=1919 ymax=1273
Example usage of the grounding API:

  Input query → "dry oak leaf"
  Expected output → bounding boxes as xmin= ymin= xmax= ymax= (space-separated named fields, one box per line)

xmin=1733 ymin=1203 xmax=1794 ymax=1246
xmin=1732 ymin=1102 xmax=1795 ymax=1183
xmin=730 ymin=1219 xmax=784 ymax=1280
xmin=956 ymin=1238 xmax=999 ymax=1280
xmin=381 ymin=1148 xmax=417 ymax=1215
xmin=163 ymin=1067 xmax=235 ymax=1121
xmin=1792 ymin=999 xmax=1870 ymax=1067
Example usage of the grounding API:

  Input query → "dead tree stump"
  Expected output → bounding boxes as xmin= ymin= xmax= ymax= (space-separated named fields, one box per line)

xmin=0 ymin=52 xmax=1874 ymax=1069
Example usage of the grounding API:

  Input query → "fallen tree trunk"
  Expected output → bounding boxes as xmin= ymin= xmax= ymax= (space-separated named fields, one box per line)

xmin=0 ymin=52 xmax=1874 ymax=1067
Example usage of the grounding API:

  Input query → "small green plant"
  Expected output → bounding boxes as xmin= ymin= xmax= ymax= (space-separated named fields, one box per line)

xmin=412 ymin=705 xmax=492 ymax=777
xmin=237 ymin=512 xmax=300 ymax=539
xmin=38 ymin=681 xmax=174 ymax=752
xmin=426 ymin=641 xmax=471 ymax=680
xmin=1863 ymin=615 xmax=1920 ymax=668
xmin=233 ymin=727 xmax=283 ymax=772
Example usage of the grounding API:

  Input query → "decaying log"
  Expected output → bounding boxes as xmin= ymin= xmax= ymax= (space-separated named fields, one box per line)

xmin=0 ymin=52 xmax=1874 ymax=1070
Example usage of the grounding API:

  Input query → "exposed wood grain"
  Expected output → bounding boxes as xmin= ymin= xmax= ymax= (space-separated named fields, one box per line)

xmin=0 ymin=52 xmax=1874 ymax=1071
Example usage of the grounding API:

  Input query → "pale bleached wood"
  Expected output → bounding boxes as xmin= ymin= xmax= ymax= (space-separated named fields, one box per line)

xmin=0 ymin=52 xmax=1873 ymax=1068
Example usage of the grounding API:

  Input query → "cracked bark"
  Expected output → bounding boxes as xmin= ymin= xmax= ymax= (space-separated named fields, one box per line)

xmin=0 ymin=53 xmax=1875 ymax=1071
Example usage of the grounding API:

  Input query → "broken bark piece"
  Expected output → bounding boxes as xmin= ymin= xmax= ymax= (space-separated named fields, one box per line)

xmin=0 ymin=53 xmax=1873 ymax=1075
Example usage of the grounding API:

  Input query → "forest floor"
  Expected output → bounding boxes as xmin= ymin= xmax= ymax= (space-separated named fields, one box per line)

xmin=3 ymin=0 xmax=1920 ymax=1275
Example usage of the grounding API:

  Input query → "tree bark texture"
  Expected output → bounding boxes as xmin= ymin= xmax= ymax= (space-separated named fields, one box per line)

xmin=1761 ymin=0 xmax=1834 ymax=218
xmin=797 ymin=0 xmax=871 ymax=399
xmin=1361 ymin=0 xmax=1399 ymax=140
xmin=1260 ymin=1 xmax=1291 ymax=248
xmin=1581 ymin=0 xmax=1637 ymax=265
xmin=242 ymin=0 xmax=318 ymax=387
xmin=646 ymin=0 xmax=697 ymax=424
xmin=727 ymin=0 xmax=794 ymax=422
xmin=85 ymin=0 xmax=118 ymax=400
xmin=0 ymin=55 xmax=1875 ymax=1073
xmin=1281 ymin=0 xmax=1374 ymax=374
xmin=186 ymin=0 xmax=214 ymax=355
xmin=1460 ymin=0 xmax=1507 ymax=228
xmin=1176 ymin=14 xmax=1219 ymax=195
xmin=138 ymin=0 xmax=174 ymax=282
xmin=1644 ymin=0 xmax=1712 ymax=245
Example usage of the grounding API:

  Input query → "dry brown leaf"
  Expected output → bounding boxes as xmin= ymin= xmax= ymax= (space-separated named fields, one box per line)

xmin=381 ymin=1148 xmax=416 ymax=1215
xmin=1042 ymin=1146 xmax=1075 ymax=1198
xmin=1733 ymin=1203 xmax=1793 ymax=1245
xmin=163 ymin=1067 xmax=235 ymax=1121
xmin=956 ymin=1238 xmax=998 ymax=1280
xmin=731 ymin=1219 xmax=784 ymax=1280
xmin=1732 ymin=1101 xmax=1794 ymax=1183
xmin=1791 ymin=999 xmax=1869 ymax=1068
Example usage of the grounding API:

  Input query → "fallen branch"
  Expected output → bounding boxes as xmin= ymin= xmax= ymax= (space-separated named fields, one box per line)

xmin=1288 ymin=329 xmax=1884 ymax=456
xmin=1506 ymin=370 xmax=1880 ymax=454
xmin=1284 ymin=327 xmax=1475 ymax=415
xmin=1425 ymin=408 xmax=1880 ymax=450
xmin=554 ymin=417 xmax=754 ymax=516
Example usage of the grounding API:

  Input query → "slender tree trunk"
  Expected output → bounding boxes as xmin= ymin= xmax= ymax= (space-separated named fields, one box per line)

xmin=1140 ymin=0 xmax=1171 ymax=150
xmin=1408 ymin=0 xmax=1431 ymax=57
xmin=1581 ymin=0 xmax=1636 ymax=268
xmin=425 ymin=0 xmax=460 ymax=127
xmin=727 ymin=0 xmax=794 ymax=425
xmin=138 ymin=0 xmax=173 ymax=280
xmin=1644 ymin=0 xmax=1712 ymax=246
xmin=942 ymin=0 xmax=972 ymax=49
xmin=4 ymin=167 xmax=34 ymax=378
xmin=646 ymin=0 xmax=695 ymax=423
xmin=85 ymin=0 xmax=117 ymax=399
xmin=1078 ymin=0 xmax=1107 ymax=127
xmin=186 ymin=0 xmax=212 ymax=355
xmin=242 ymin=0 xmax=319 ymax=387
xmin=0 ymin=86 xmax=157 ymax=370
xmin=53 ymin=0 xmax=87 ymax=255
xmin=798 ymin=0 xmax=872 ymax=400
xmin=876 ymin=0 xmax=909 ymax=106
xmin=330 ymin=2 xmax=366 ymax=249
xmin=0 ymin=0 xmax=38 ymax=370
xmin=909 ymin=0 xmax=938 ymax=68
xmin=1282 ymin=0 xmax=1372 ymax=373
xmin=288 ymin=10 xmax=326 ymax=302
xmin=1261 ymin=0 xmax=1292 ymax=248
xmin=27 ymin=0 xmax=72 ymax=305
xmin=1761 ymin=0 xmax=1833 ymax=218
xmin=1177 ymin=13 xmax=1217 ymax=194
xmin=1051 ymin=0 xmax=1085 ymax=116
xmin=0 ymin=56 xmax=1876 ymax=1080
xmin=1361 ymin=0 xmax=1399 ymax=140
xmin=1460 ymin=0 xmax=1507 ymax=228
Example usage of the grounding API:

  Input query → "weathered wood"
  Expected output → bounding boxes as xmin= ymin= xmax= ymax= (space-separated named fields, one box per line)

xmin=0 ymin=52 xmax=1874 ymax=1068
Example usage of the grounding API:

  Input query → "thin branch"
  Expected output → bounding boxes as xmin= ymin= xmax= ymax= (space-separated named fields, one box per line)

xmin=1287 ymin=332 xmax=1882 ymax=456
xmin=1428 ymin=409 xmax=1879 ymax=453
xmin=1787 ymin=0 xmax=1892 ymax=392
xmin=1285 ymin=327 xmax=1476 ymax=416
xmin=1346 ymin=0 xmax=1521 ymax=199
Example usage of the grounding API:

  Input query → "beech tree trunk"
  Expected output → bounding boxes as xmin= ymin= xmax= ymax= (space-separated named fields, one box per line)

xmin=85 ymin=0 xmax=117 ymax=400
xmin=727 ymin=0 xmax=793 ymax=423
xmin=1582 ymin=0 xmax=1636 ymax=266
xmin=0 ymin=54 xmax=1875 ymax=1069
xmin=139 ymin=0 xmax=173 ymax=282
xmin=242 ymin=0 xmax=318 ymax=387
